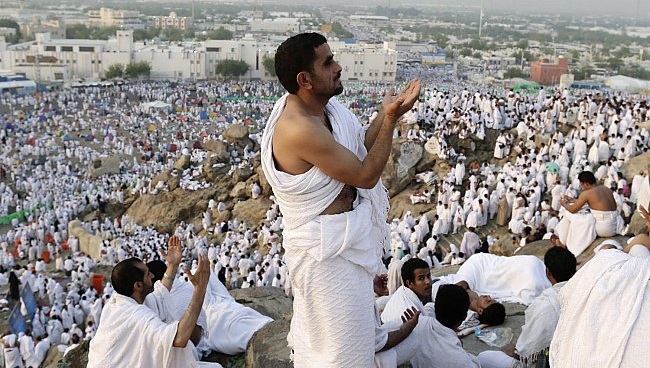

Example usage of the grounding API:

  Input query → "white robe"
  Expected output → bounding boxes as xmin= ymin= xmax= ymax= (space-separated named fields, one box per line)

xmin=260 ymin=95 xmax=388 ymax=367
xmin=88 ymin=293 xmax=198 ymax=368
xmin=550 ymin=250 xmax=650 ymax=368
xmin=440 ymin=253 xmax=551 ymax=305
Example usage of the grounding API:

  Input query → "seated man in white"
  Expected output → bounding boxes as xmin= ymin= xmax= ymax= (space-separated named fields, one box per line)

xmin=372 ymin=274 xmax=421 ymax=368
xmin=145 ymin=237 xmax=273 ymax=357
xmin=553 ymin=170 xmax=624 ymax=256
xmin=477 ymin=246 xmax=577 ymax=367
xmin=381 ymin=259 xmax=481 ymax=368
xmin=549 ymin=246 xmax=650 ymax=368
xmin=87 ymin=254 xmax=221 ymax=368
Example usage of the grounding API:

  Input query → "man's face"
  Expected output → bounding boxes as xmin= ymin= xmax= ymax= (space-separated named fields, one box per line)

xmin=467 ymin=289 xmax=495 ymax=314
xmin=307 ymin=43 xmax=343 ymax=97
xmin=406 ymin=268 xmax=432 ymax=299
xmin=136 ymin=262 xmax=154 ymax=296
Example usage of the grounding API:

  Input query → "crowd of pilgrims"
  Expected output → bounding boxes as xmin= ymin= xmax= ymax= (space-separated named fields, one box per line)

xmin=0 ymin=70 xmax=648 ymax=365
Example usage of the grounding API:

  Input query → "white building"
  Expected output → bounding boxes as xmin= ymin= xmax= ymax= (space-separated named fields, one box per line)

xmin=0 ymin=30 xmax=397 ymax=82
xmin=87 ymin=8 xmax=143 ymax=28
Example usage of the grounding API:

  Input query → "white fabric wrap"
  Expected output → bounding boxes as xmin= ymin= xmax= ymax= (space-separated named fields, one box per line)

xmin=515 ymin=282 xmax=565 ymax=364
xmin=410 ymin=304 xmax=481 ymax=368
xmin=88 ymin=293 xmax=196 ymax=368
xmin=260 ymin=93 xmax=389 ymax=272
xmin=381 ymin=285 xmax=425 ymax=324
xmin=549 ymin=250 xmax=650 ymax=368
xmin=456 ymin=253 xmax=551 ymax=305
xmin=260 ymin=95 xmax=390 ymax=367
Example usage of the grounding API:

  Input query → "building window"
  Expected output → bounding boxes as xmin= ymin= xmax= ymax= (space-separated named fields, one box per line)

xmin=61 ymin=46 xmax=73 ymax=52
xmin=80 ymin=46 xmax=94 ymax=52
xmin=206 ymin=47 xmax=221 ymax=52
xmin=45 ymin=46 xmax=56 ymax=52
xmin=54 ymin=73 xmax=63 ymax=79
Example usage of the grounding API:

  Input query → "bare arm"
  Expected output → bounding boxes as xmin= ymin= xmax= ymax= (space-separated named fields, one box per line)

xmin=283 ymin=81 xmax=421 ymax=189
xmin=560 ymin=192 xmax=588 ymax=214
xmin=379 ymin=307 xmax=420 ymax=352
xmin=364 ymin=80 xmax=421 ymax=150
xmin=173 ymin=253 xmax=209 ymax=348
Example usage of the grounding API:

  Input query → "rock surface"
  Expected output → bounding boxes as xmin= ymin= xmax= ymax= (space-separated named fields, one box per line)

xmin=68 ymin=219 xmax=103 ymax=260
xmin=88 ymin=155 xmax=121 ymax=179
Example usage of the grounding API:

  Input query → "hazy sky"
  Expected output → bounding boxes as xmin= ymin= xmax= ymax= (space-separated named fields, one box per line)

xmin=352 ymin=0 xmax=650 ymax=19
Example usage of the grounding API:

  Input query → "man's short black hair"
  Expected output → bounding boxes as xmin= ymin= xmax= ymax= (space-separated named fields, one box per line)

xmin=401 ymin=258 xmax=430 ymax=285
xmin=111 ymin=257 xmax=145 ymax=296
xmin=146 ymin=259 xmax=167 ymax=283
xmin=435 ymin=284 xmax=469 ymax=329
xmin=578 ymin=171 xmax=596 ymax=185
xmin=275 ymin=33 xmax=327 ymax=94
xmin=478 ymin=303 xmax=506 ymax=325
xmin=544 ymin=246 xmax=577 ymax=283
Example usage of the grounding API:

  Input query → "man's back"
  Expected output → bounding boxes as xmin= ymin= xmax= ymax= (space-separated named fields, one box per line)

xmin=583 ymin=185 xmax=617 ymax=211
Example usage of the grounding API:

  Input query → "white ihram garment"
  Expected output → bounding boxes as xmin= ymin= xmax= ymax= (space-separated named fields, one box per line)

xmin=550 ymin=250 xmax=650 ymax=368
xmin=261 ymin=94 xmax=389 ymax=367
xmin=88 ymin=293 xmax=198 ymax=368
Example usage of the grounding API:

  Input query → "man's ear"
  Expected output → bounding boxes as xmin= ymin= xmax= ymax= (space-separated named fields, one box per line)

xmin=297 ymin=72 xmax=311 ymax=90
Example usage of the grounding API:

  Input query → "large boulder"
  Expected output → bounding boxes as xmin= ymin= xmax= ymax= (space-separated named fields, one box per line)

xmin=203 ymin=139 xmax=229 ymax=157
xmin=232 ymin=198 xmax=273 ymax=228
xmin=173 ymin=154 xmax=191 ymax=170
xmin=224 ymin=124 xmax=249 ymax=144
xmin=126 ymin=188 xmax=220 ymax=233
xmin=68 ymin=220 xmax=103 ymax=260
xmin=88 ymin=156 xmax=121 ymax=179
xmin=621 ymin=151 xmax=650 ymax=181
xmin=382 ymin=139 xmax=423 ymax=196
xmin=230 ymin=182 xmax=249 ymax=199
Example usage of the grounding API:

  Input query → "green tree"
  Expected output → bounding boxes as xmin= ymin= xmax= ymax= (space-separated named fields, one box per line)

xmin=516 ymin=39 xmax=529 ymax=50
xmin=262 ymin=56 xmax=276 ymax=77
xmin=608 ymin=57 xmax=623 ymax=71
xmin=208 ymin=27 xmax=233 ymax=40
xmin=216 ymin=59 xmax=249 ymax=78
xmin=163 ymin=28 xmax=183 ymax=42
xmin=503 ymin=68 xmax=528 ymax=79
xmin=331 ymin=22 xmax=353 ymax=38
xmin=105 ymin=63 xmax=125 ymax=79
xmin=460 ymin=48 xmax=473 ymax=57
xmin=125 ymin=61 xmax=151 ymax=79
xmin=133 ymin=28 xmax=161 ymax=42
xmin=0 ymin=19 xmax=21 ymax=43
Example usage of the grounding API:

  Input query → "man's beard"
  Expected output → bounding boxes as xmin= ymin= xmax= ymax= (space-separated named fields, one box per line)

xmin=333 ymin=85 xmax=344 ymax=96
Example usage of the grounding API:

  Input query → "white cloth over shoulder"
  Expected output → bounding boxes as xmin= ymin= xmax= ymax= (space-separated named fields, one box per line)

xmin=260 ymin=93 xmax=390 ymax=252
xmin=410 ymin=304 xmax=481 ymax=368
xmin=88 ymin=293 xmax=197 ymax=368
xmin=452 ymin=253 xmax=551 ymax=305
xmin=381 ymin=285 xmax=424 ymax=324
xmin=549 ymin=250 xmax=650 ymax=368
xmin=260 ymin=95 xmax=391 ymax=367
xmin=515 ymin=282 xmax=565 ymax=363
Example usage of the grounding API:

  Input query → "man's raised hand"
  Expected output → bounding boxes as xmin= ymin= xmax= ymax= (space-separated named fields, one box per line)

xmin=382 ymin=79 xmax=421 ymax=120
xmin=186 ymin=253 xmax=210 ymax=291
xmin=161 ymin=235 xmax=183 ymax=267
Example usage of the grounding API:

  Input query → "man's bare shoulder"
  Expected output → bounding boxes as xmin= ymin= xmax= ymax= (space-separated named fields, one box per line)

xmin=274 ymin=100 xmax=331 ymax=147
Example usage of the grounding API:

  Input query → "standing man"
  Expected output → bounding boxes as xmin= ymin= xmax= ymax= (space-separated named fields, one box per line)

xmin=261 ymin=32 xmax=420 ymax=367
